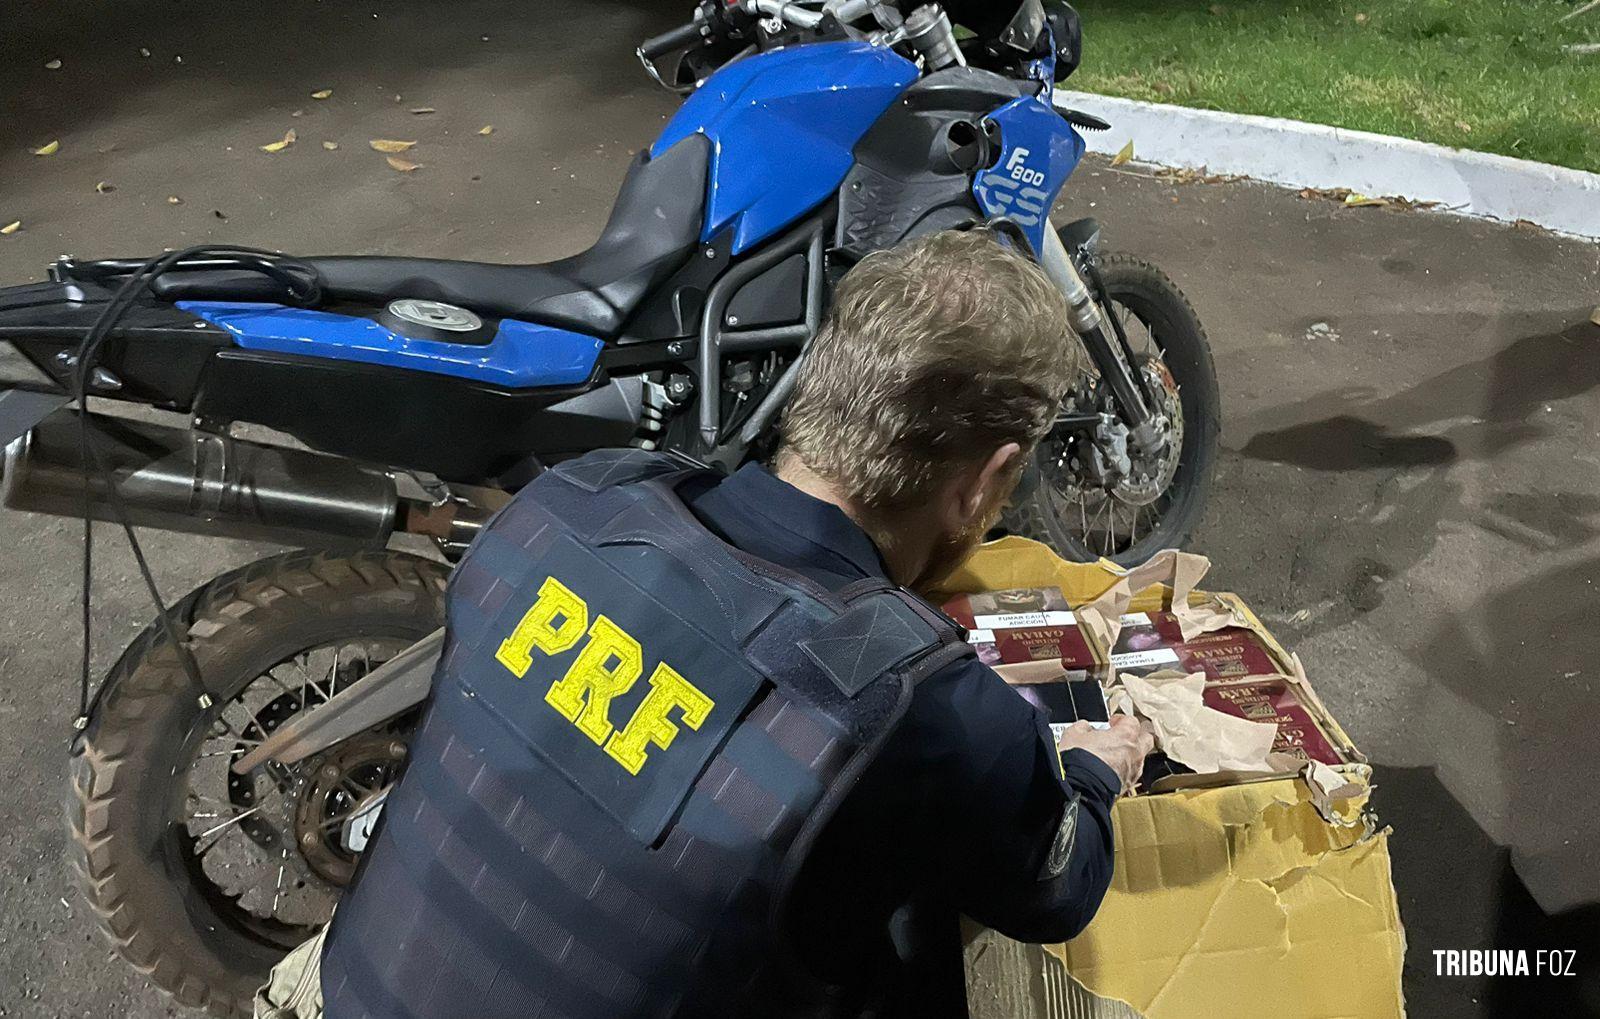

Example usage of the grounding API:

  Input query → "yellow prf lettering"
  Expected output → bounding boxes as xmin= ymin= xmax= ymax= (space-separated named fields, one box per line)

xmin=495 ymin=577 xmax=588 ymax=678
xmin=544 ymin=615 xmax=642 ymax=745
xmin=604 ymin=663 xmax=713 ymax=776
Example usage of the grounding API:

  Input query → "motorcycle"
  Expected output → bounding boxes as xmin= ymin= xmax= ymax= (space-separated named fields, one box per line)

xmin=0 ymin=1 xmax=1218 ymax=1013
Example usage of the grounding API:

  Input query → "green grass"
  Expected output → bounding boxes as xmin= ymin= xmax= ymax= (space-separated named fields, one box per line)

xmin=1069 ymin=0 xmax=1600 ymax=173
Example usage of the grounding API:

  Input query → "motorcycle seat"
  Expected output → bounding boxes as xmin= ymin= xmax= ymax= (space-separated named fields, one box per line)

xmin=210 ymin=135 xmax=708 ymax=339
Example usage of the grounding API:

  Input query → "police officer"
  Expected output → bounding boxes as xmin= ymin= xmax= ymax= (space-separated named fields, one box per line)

xmin=313 ymin=229 xmax=1151 ymax=1019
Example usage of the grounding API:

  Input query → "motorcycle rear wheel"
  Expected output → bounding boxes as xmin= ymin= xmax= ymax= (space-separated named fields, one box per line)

xmin=67 ymin=549 xmax=447 ymax=1018
xmin=1007 ymin=252 xmax=1221 ymax=564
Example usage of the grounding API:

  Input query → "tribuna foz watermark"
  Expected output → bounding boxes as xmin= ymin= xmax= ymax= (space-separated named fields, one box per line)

xmin=1434 ymin=949 xmax=1578 ymax=977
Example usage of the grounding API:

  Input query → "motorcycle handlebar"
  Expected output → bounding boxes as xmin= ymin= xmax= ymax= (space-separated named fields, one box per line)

xmin=742 ymin=0 xmax=825 ymax=29
xmin=639 ymin=18 xmax=708 ymax=60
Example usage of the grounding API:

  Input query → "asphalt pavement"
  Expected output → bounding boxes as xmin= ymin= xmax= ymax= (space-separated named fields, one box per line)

xmin=1 ymin=1 xmax=1597 ymax=1016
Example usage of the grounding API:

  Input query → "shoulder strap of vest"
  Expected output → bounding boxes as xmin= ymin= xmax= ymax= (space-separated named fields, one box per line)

xmin=547 ymin=446 xmax=708 ymax=493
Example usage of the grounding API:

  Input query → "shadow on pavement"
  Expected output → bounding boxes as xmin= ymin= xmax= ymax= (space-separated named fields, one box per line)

xmin=1238 ymin=314 xmax=1600 ymax=472
xmin=1409 ymin=553 xmax=1600 ymax=896
xmin=1376 ymin=764 xmax=1600 ymax=1018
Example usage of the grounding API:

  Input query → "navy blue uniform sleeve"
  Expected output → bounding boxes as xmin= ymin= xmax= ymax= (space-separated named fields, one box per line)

xmin=916 ymin=656 xmax=1120 ymax=944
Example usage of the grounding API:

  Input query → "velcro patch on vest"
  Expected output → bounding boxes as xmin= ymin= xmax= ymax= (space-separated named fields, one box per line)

xmin=458 ymin=533 xmax=766 ymax=845
xmin=799 ymin=592 xmax=938 ymax=697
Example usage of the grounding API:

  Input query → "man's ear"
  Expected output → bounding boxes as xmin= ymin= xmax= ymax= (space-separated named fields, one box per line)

xmin=951 ymin=442 xmax=1024 ymax=528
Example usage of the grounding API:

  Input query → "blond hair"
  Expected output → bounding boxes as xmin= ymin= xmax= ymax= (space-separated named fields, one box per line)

xmin=777 ymin=229 xmax=1081 ymax=510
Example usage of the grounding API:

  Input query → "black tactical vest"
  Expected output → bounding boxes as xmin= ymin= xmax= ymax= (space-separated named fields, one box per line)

xmin=321 ymin=449 xmax=972 ymax=1019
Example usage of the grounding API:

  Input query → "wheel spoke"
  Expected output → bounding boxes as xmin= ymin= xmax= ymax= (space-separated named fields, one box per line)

xmin=320 ymin=646 xmax=341 ymax=701
xmin=195 ymin=745 xmax=251 ymax=760
xmin=201 ymin=731 xmax=265 ymax=748
xmin=193 ymin=820 xmax=241 ymax=858
xmin=272 ymin=848 xmax=289 ymax=914
xmin=262 ymin=667 xmax=306 ymax=711
xmin=298 ymin=651 xmax=335 ymax=707
xmin=194 ymin=802 xmax=266 ymax=841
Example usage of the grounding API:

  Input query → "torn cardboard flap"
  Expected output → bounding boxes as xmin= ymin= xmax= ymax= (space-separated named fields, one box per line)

xmin=1300 ymin=758 xmax=1367 ymax=823
xmin=930 ymin=535 xmax=1132 ymax=607
xmin=978 ymin=775 xmax=1405 ymax=1019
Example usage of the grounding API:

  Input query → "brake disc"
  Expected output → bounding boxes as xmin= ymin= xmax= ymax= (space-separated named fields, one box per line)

xmin=1110 ymin=359 xmax=1184 ymax=507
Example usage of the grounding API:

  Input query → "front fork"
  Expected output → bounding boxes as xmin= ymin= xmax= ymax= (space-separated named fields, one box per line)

xmin=1038 ymin=225 xmax=1168 ymax=456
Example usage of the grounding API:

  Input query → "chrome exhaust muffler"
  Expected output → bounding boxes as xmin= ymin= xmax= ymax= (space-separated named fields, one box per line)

xmin=1 ymin=409 xmax=400 ymax=550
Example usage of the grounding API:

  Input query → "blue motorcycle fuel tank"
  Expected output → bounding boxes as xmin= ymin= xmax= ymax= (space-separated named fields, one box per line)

xmin=652 ymin=41 xmax=918 ymax=254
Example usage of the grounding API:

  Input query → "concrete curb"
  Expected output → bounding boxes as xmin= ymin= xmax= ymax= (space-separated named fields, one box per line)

xmin=1054 ymin=90 xmax=1600 ymax=240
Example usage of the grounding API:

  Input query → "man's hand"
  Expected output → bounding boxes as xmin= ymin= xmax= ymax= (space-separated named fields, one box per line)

xmin=1057 ymin=716 xmax=1154 ymax=795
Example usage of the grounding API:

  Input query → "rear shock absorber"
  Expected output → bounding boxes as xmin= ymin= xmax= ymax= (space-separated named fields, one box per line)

xmin=631 ymin=377 xmax=673 ymax=451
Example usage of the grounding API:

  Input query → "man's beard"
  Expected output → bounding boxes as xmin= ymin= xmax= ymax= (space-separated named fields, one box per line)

xmin=906 ymin=483 xmax=1013 ymax=596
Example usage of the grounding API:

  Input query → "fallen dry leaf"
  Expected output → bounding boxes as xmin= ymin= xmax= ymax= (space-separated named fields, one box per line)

xmin=1590 ymin=306 xmax=1600 ymax=327
xmin=478 ymin=124 xmax=494 ymax=136
xmin=167 ymin=195 xmax=183 ymax=205
xmin=1343 ymin=191 xmax=1389 ymax=208
xmin=1454 ymin=120 xmax=1473 ymax=133
xmin=1110 ymin=140 xmax=1134 ymax=166
xmin=311 ymin=89 xmax=333 ymax=100
xmin=1298 ymin=184 xmax=1430 ymax=211
xmin=409 ymin=107 xmax=436 ymax=115
xmin=386 ymin=155 xmax=421 ymax=172
xmin=369 ymin=139 xmax=416 ymax=153
xmin=138 ymin=47 xmax=151 ymax=58
xmin=33 ymin=140 xmax=59 ymax=157
xmin=45 ymin=59 xmax=62 ymax=70
xmin=1354 ymin=11 xmax=1368 ymax=23
xmin=0 ymin=221 xmax=19 ymax=235
xmin=95 ymin=180 xmax=115 ymax=193
xmin=260 ymin=128 xmax=297 ymax=153
xmin=290 ymin=109 xmax=304 ymax=118
xmin=322 ymin=140 xmax=339 ymax=151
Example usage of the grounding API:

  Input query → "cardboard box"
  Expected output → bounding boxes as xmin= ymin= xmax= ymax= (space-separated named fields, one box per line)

xmin=938 ymin=538 xmax=1406 ymax=1019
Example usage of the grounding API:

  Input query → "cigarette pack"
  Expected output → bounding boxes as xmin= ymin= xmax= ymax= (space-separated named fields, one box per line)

xmin=1096 ymin=611 xmax=1287 ymax=680
xmin=1202 ymin=677 xmax=1349 ymax=765
xmin=942 ymin=587 xmax=1098 ymax=677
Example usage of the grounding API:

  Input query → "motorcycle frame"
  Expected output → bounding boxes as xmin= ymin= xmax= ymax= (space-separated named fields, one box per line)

xmin=0 ymin=19 xmax=1166 ymax=558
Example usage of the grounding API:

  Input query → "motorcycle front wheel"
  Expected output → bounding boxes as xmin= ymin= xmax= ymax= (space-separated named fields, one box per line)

xmin=67 ymin=549 xmax=447 ymax=1017
xmin=1007 ymin=252 xmax=1221 ymax=564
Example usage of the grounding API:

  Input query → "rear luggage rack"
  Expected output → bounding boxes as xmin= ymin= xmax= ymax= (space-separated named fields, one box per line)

xmin=52 ymin=252 xmax=323 ymax=306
